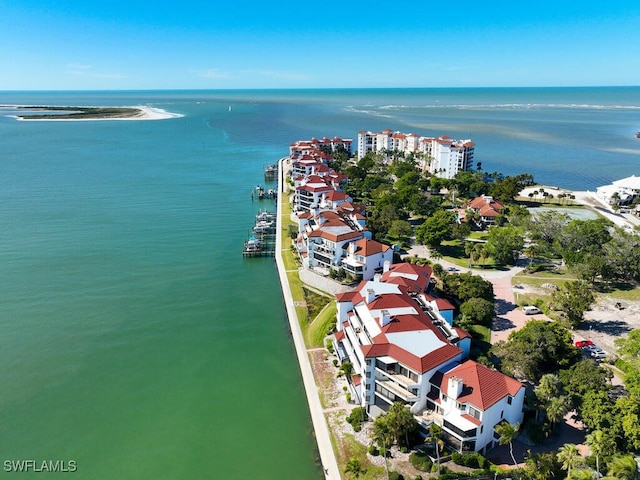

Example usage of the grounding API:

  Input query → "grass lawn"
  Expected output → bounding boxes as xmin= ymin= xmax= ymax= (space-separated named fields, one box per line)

xmin=306 ymin=302 xmax=337 ymax=348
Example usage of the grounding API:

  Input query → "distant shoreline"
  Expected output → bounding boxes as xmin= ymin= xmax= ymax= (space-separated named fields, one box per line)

xmin=1 ymin=105 xmax=183 ymax=121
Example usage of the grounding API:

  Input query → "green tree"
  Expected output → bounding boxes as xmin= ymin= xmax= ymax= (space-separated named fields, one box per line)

xmin=603 ymin=227 xmax=640 ymax=283
xmin=580 ymin=390 xmax=615 ymax=433
xmin=387 ymin=219 xmax=413 ymax=244
xmin=585 ymin=429 xmax=616 ymax=477
xmin=552 ymin=281 xmax=594 ymax=327
xmin=441 ymin=271 xmax=494 ymax=303
xmin=459 ymin=297 xmax=495 ymax=326
xmin=386 ymin=402 xmax=418 ymax=447
xmin=491 ymin=320 xmax=580 ymax=382
xmin=606 ymin=454 xmax=639 ymax=480
xmin=559 ymin=218 xmax=611 ymax=266
xmin=344 ymin=458 xmax=364 ymax=478
xmin=557 ymin=443 xmax=583 ymax=478
xmin=534 ymin=373 xmax=563 ymax=422
xmin=612 ymin=395 xmax=640 ymax=452
xmin=425 ymin=423 xmax=444 ymax=475
xmin=485 ymin=225 xmax=524 ymax=265
xmin=338 ymin=361 xmax=354 ymax=378
xmin=415 ymin=210 xmax=455 ymax=249
xmin=524 ymin=451 xmax=563 ymax=480
xmin=495 ymin=421 xmax=520 ymax=467
xmin=545 ymin=395 xmax=571 ymax=431
xmin=615 ymin=328 xmax=640 ymax=360
xmin=559 ymin=359 xmax=613 ymax=410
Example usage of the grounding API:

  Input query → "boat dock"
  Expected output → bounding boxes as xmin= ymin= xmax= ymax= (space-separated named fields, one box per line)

xmin=251 ymin=185 xmax=277 ymax=201
xmin=264 ymin=163 xmax=278 ymax=180
xmin=242 ymin=211 xmax=277 ymax=257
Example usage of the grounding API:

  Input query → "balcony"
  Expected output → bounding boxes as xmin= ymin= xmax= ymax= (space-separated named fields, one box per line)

xmin=375 ymin=378 xmax=418 ymax=403
xmin=343 ymin=262 xmax=364 ymax=274
xmin=312 ymin=252 xmax=332 ymax=265
xmin=375 ymin=367 xmax=418 ymax=390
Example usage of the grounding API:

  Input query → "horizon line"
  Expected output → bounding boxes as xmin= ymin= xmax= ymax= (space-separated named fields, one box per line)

xmin=1 ymin=85 xmax=639 ymax=93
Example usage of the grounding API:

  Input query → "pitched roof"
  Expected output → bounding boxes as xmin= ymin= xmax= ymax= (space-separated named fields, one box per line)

xmin=441 ymin=360 xmax=523 ymax=410
xmin=349 ymin=238 xmax=391 ymax=257
xmin=380 ymin=263 xmax=432 ymax=292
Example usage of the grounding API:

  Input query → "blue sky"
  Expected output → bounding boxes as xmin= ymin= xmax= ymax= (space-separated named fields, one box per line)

xmin=1 ymin=0 xmax=639 ymax=90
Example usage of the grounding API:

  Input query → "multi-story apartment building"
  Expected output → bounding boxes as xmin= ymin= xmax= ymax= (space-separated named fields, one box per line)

xmin=332 ymin=262 xmax=525 ymax=454
xmin=295 ymin=209 xmax=369 ymax=272
xmin=294 ymin=175 xmax=339 ymax=213
xmin=289 ymin=137 xmax=353 ymax=158
xmin=341 ymin=238 xmax=394 ymax=281
xmin=357 ymin=129 xmax=474 ymax=179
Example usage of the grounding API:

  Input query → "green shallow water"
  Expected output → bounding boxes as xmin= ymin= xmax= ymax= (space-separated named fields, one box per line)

xmin=0 ymin=95 xmax=322 ymax=479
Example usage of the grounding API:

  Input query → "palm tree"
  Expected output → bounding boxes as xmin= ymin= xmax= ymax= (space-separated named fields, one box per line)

xmin=586 ymin=429 xmax=616 ymax=477
xmin=372 ymin=417 xmax=392 ymax=479
xmin=524 ymin=244 xmax=538 ymax=268
xmin=606 ymin=454 xmax=639 ymax=480
xmin=570 ymin=469 xmax=597 ymax=480
xmin=557 ymin=443 xmax=582 ymax=478
xmin=464 ymin=242 xmax=475 ymax=267
xmin=545 ymin=395 xmax=570 ymax=432
xmin=495 ymin=421 xmax=520 ymax=467
xmin=338 ymin=361 xmax=354 ymax=378
xmin=387 ymin=402 xmax=417 ymax=447
xmin=425 ymin=423 xmax=445 ymax=475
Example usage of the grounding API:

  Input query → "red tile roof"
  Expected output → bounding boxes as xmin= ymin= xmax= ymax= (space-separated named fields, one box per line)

xmin=349 ymin=238 xmax=391 ymax=257
xmin=442 ymin=360 xmax=523 ymax=410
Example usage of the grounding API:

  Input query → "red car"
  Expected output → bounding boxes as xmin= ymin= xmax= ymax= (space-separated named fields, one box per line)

xmin=575 ymin=340 xmax=594 ymax=348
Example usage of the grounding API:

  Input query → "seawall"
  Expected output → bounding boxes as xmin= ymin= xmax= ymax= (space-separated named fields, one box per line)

xmin=274 ymin=157 xmax=341 ymax=479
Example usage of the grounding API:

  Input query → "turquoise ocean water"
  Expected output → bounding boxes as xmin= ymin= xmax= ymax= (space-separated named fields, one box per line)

xmin=0 ymin=87 xmax=639 ymax=479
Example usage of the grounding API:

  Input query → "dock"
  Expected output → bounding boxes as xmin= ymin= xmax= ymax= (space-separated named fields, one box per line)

xmin=242 ymin=211 xmax=277 ymax=257
xmin=264 ymin=163 xmax=278 ymax=180
xmin=251 ymin=185 xmax=277 ymax=201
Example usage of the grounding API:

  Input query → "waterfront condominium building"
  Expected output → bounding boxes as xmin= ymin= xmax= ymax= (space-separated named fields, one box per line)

xmin=357 ymin=129 xmax=475 ymax=179
xmin=332 ymin=262 xmax=525 ymax=454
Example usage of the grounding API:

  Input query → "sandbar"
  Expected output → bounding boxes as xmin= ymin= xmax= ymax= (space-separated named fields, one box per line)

xmin=2 ymin=105 xmax=183 ymax=121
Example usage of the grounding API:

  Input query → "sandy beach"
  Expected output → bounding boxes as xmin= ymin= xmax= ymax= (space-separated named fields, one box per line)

xmin=5 ymin=105 xmax=183 ymax=121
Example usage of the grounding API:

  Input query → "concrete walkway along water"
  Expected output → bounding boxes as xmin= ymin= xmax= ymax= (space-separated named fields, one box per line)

xmin=274 ymin=159 xmax=340 ymax=479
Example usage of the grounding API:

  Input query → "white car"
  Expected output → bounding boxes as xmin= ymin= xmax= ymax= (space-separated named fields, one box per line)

xmin=590 ymin=349 xmax=608 ymax=359
xmin=522 ymin=306 xmax=542 ymax=315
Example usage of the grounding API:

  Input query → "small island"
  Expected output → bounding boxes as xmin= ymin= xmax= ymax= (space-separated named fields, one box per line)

xmin=15 ymin=106 xmax=145 ymax=120
xmin=1 ymin=104 xmax=183 ymax=121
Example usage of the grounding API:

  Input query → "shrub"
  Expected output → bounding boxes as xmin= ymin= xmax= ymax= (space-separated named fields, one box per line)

xmin=346 ymin=407 xmax=367 ymax=432
xmin=325 ymin=340 xmax=334 ymax=354
xmin=388 ymin=472 xmax=404 ymax=480
xmin=451 ymin=452 xmax=489 ymax=469
xmin=332 ymin=359 xmax=338 ymax=367
xmin=368 ymin=444 xmax=379 ymax=456
xmin=409 ymin=452 xmax=433 ymax=472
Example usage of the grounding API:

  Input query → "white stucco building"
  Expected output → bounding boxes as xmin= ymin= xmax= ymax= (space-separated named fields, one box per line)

xmin=357 ymin=129 xmax=474 ymax=179
xmin=332 ymin=262 xmax=525 ymax=454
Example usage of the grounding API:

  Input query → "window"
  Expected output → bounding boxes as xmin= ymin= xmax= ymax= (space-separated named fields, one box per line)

xmin=469 ymin=406 xmax=481 ymax=420
xmin=507 ymin=395 xmax=513 ymax=405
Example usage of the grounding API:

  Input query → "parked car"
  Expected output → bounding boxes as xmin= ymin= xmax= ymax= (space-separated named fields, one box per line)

xmin=522 ymin=305 xmax=542 ymax=315
xmin=575 ymin=340 xmax=594 ymax=348
xmin=590 ymin=349 xmax=608 ymax=359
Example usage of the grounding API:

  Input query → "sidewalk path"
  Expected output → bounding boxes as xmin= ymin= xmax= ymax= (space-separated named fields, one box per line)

xmin=274 ymin=158 xmax=340 ymax=479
